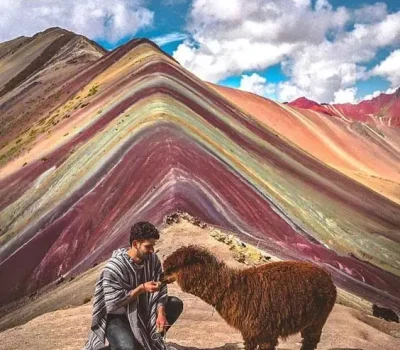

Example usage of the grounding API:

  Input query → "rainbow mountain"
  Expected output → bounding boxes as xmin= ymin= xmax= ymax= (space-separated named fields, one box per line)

xmin=0 ymin=28 xmax=399 ymax=314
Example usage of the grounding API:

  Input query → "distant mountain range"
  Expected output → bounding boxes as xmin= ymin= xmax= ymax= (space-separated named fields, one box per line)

xmin=288 ymin=90 xmax=400 ymax=126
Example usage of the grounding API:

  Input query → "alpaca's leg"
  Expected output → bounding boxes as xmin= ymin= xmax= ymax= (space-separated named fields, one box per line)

xmin=301 ymin=309 xmax=331 ymax=350
xmin=243 ymin=338 xmax=257 ymax=350
xmin=258 ymin=337 xmax=278 ymax=350
xmin=300 ymin=325 xmax=323 ymax=350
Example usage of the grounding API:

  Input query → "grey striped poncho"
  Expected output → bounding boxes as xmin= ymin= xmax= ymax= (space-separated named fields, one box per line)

xmin=83 ymin=248 xmax=168 ymax=350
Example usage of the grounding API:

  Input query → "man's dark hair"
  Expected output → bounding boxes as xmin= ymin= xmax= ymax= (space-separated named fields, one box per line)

xmin=130 ymin=221 xmax=160 ymax=246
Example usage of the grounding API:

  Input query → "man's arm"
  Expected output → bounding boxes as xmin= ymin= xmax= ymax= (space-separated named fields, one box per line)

xmin=156 ymin=304 xmax=168 ymax=333
xmin=116 ymin=284 xmax=146 ymax=308
xmin=116 ymin=281 xmax=161 ymax=308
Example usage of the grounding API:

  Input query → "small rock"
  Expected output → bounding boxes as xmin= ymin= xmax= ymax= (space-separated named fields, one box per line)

xmin=262 ymin=254 xmax=271 ymax=261
xmin=235 ymin=239 xmax=246 ymax=248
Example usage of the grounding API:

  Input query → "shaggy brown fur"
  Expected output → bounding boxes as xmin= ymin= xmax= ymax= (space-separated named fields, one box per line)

xmin=161 ymin=245 xmax=336 ymax=350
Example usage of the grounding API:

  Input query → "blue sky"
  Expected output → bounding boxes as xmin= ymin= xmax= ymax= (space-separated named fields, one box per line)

xmin=1 ymin=0 xmax=399 ymax=103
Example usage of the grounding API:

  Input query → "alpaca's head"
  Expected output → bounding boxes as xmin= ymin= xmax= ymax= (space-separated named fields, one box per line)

xmin=160 ymin=245 xmax=220 ymax=284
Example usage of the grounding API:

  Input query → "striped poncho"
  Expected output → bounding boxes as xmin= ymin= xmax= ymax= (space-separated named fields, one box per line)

xmin=83 ymin=248 xmax=168 ymax=350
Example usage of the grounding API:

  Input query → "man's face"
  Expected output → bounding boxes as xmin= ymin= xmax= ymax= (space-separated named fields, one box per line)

xmin=133 ymin=239 xmax=157 ymax=260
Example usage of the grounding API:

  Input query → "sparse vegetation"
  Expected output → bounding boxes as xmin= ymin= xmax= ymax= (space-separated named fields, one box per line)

xmin=87 ymin=84 xmax=99 ymax=97
xmin=0 ymin=74 xmax=91 ymax=167
xmin=38 ymin=117 xmax=47 ymax=125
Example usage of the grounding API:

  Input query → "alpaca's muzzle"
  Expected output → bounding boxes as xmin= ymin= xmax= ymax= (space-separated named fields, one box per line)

xmin=159 ymin=271 xmax=177 ymax=284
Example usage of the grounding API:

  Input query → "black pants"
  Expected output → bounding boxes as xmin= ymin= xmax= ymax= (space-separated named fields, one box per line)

xmin=105 ymin=296 xmax=183 ymax=350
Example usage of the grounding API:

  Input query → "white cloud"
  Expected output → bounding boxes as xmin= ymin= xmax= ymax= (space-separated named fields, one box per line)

xmin=238 ymin=73 xmax=275 ymax=98
xmin=370 ymin=49 xmax=400 ymax=87
xmin=0 ymin=0 xmax=153 ymax=43
xmin=363 ymin=87 xmax=397 ymax=100
xmin=279 ymin=11 xmax=400 ymax=102
xmin=151 ymin=32 xmax=189 ymax=47
xmin=333 ymin=87 xmax=358 ymax=104
xmin=278 ymin=42 xmax=369 ymax=102
xmin=315 ymin=0 xmax=332 ymax=11
xmin=353 ymin=2 xmax=388 ymax=23
xmin=173 ymin=0 xmax=400 ymax=103
xmin=173 ymin=0 xmax=350 ymax=83
xmin=174 ymin=39 xmax=296 ymax=82
xmin=277 ymin=82 xmax=306 ymax=103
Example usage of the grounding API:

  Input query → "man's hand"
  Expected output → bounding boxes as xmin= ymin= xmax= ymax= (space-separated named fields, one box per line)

xmin=142 ymin=281 xmax=161 ymax=293
xmin=156 ymin=312 xmax=169 ymax=334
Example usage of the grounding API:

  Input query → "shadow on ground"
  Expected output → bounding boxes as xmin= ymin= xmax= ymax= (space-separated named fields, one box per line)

xmin=166 ymin=343 xmax=242 ymax=350
xmin=166 ymin=344 xmax=364 ymax=350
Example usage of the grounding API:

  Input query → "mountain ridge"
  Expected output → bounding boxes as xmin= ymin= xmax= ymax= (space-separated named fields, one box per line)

xmin=288 ymin=88 xmax=400 ymax=126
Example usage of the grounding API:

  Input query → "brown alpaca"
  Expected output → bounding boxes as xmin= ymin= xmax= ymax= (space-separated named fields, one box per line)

xmin=161 ymin=245 xmax=336 ymax=350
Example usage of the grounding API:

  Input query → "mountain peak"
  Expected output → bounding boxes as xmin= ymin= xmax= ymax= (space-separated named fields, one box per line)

xmin=31 ymin=27 xmax=72 ymax=39
xmin=289 ymin=96 xmax=320 ymax=108
xmin=112 ymin=36 xmax=179 ymax=64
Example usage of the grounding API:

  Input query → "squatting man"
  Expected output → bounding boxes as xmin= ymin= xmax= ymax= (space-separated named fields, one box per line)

xmin=84 ymin=222 xmax=183 ymax=350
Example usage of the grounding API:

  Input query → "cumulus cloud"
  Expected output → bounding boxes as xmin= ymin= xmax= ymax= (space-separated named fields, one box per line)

xmin=277 ymin=82 xmax=307 ymax=103
xmin=333 ymin=87 xmax=358 ymax=104
xmin=353 ymin=2 xmax=388 ymax=23
xmin=174 ymin=38 xmax=296 ymax=82
xmin=0 ymin=0 xmax=153 ymax=43
xmin=173 ymin=0 xmax=400 ymax=103
xmin=173 ymin=0 xmax=349 ymax=83
xmin=239 ymin=73 xmax=275 ymax=98
xmin=278 ymin=10 xmax=400 ymax=102
xmin=315 ymin=0 xmax=332 ymax=11
xmin=370 ymin=49 xmax=400 ymax=87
